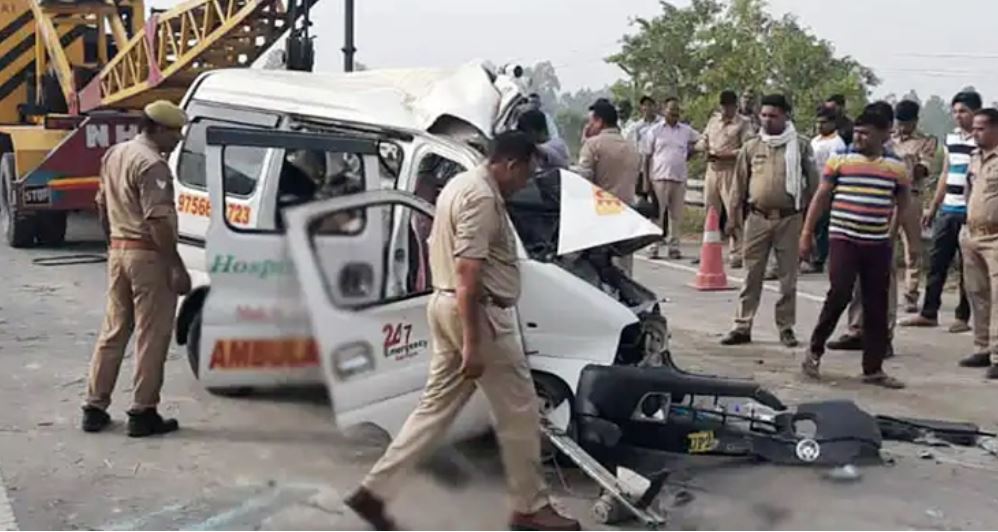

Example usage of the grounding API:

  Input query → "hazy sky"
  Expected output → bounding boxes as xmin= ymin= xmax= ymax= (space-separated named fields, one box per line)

xmin=154 ymin=0 xmax=998 ymax=101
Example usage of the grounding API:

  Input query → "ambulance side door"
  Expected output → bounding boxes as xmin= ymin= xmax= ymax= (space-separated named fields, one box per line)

xmin=198 ymin=127 xmax=382 ymax=389
xmin=282 ymin=190 xmax=443 ymax=436
xmin=172 ymin=102 xmax=281 ymax=281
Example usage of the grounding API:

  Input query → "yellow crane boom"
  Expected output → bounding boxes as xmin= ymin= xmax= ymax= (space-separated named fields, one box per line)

xmin=79 ymin=0 xmax=292 ymax=112
xmin=0 ymin=0 xmax=315 ymax=249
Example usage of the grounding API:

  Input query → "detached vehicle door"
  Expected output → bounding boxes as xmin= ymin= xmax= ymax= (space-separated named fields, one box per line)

xmin=198 ymin=127 xmax=384 ymax=390
xmin=281 ymin=190 xmax=446 ymax=435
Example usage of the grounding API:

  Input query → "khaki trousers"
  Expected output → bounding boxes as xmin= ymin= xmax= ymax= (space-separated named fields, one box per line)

xmin=361 ymin=293 xmax=548 ymax=514
xmin=734 ymin=212 xmax=802 ymax=333
xmin=897 ymin=191 xmax=923 ymax=302
xmin=651 ymin=180 xmax=686 ymax=251
xmin=705 ymin=166 xmax=741 ymax=257
xmin=86 ymin=249 xmax=177 ymax=411
xmin=960 ymin=230 xmax=998 ymax=364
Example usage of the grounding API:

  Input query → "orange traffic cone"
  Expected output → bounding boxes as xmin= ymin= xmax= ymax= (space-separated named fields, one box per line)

xmin=691 ymin=206 xmax=734 ymax=291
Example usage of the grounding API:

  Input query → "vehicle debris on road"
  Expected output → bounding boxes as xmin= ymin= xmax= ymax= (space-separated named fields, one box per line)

xmin=824 ymin=464 xmax=862 ymax=482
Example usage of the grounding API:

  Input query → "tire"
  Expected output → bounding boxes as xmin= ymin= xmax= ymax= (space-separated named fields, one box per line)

xmin=35 ymin=211 xmax=67 ymax=246
xmin=0 ymin=154 xmax=36 ymax=248
xmin=186 ymin=309 xmax=204 ymax=377
xmin=186 ymin=310 xmax=253 ymax=397
xmin=533 ymin=372 xmax=575 ymax=465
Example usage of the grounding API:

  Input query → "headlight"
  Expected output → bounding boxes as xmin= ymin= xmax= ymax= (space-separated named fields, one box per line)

xmin=334 ymin=341 xmax=374 ymax=379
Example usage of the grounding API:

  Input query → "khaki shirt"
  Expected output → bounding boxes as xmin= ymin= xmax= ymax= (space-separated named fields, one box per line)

xmin=429 ymin=166 xmax=519 ymax=305
xmin=891 ymin=130 xmax=938 ymax=192
xmin=966 ymin=148 xmax=998 ymax=230
xmin=731 ymin=135 xmax=819 ymax=219
xmin=739 ymin=112 xmax=761 ymax=135
xmin=696 ymin=113 xmax=754 ymax=171
xmin=576 ymin=128 xmax=641 ymax=203
xmin=96 ymin=133 xmax=177 ymax=240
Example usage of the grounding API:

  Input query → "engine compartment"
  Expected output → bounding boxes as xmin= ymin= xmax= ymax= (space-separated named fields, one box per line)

xmin=506 ymin=168 xmax=660 ymax=313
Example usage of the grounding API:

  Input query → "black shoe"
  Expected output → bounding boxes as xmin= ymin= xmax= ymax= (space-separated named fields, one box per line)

xmin=779 ymin=329 xmax=799 ymax=348
xmin=127 ymin=409 xmax=179 ymax=438
xmin=826 ymin=334 xmax=863 ymax=351
xmin=959 ymin=352 xmax=992 ymax=368
xmin=345 ymin=487 xmax=397 ymax=531
xmin=987 ymin=365 xmax=998 ymax=380
xmin=861 ymin=372 xmax=906 ymax=389
xmin=720 ymin=330 xmax=752 ymax=346
xmin=81 ymin=406 xmax=111 ymax=433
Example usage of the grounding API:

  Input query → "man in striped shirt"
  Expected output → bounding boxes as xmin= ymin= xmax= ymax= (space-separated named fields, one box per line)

xmin=901 ymin=91 xmax=980 ymax=331
xmin=800 ymin=110 xmax=912 ymax=389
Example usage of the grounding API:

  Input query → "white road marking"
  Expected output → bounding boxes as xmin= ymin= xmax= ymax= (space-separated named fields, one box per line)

xmin=634 ymin=255 xmax=826 ymax=303
xmin=0 ymin=467 xmax=18 ymax=531
xmin=188 ymin=489 xmax=290 ymax=531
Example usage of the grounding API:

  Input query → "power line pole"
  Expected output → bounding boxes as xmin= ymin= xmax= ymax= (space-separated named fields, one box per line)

xmin=343 ymin=0 xmax=355 ymax=72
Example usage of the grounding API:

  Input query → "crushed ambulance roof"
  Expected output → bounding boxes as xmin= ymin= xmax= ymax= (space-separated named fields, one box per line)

xmin=193 ymin=62 xmax=501 ymax=136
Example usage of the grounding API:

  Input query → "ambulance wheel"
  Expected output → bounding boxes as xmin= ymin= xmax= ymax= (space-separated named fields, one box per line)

xmin=534 ymin=372 xmax=575 ymax=465
xmin=186 ymin=310 xmax=252 ymax=397
xmin=35 ymin=211 xmax=67 ymax=246
xmin=0 ymin=154 xmax=36 ymax=248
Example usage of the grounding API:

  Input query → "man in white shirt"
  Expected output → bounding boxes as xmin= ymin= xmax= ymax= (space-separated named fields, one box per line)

xmin=804 ymin=105 xmax=848 ymax=273
xmin=622 ymin=96 xmax=663 ymax=201
xmin=623 ymin=96 xmax=663 ymax=149
xmin=646 ymin=98 xmax=700 ymax=259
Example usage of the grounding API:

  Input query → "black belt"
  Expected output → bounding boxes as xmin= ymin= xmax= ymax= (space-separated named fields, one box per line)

xmin=434 ymin=288 xmax=514 ymax=309
xmin=750 ymin=206 xmax=800 ymax=220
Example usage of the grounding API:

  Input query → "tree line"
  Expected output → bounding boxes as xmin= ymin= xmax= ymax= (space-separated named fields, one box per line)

xmin=532 ymin=0 xmax=960 ymax=160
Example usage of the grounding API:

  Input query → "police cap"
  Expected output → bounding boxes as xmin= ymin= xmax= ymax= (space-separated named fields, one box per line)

xmin=143 ymin=100 xmax=188 ymax=129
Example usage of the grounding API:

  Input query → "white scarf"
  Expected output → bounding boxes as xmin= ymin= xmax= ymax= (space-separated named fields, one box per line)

xmin=759 ymin=122 xmax=803 ymax=210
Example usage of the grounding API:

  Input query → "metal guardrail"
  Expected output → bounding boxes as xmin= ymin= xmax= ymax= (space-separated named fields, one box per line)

xmin=685 ymin=178 xmax=705 ymax=207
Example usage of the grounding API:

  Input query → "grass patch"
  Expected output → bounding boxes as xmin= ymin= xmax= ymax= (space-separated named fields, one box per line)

xmin=681 ymin=206 xmax=707 ymax=237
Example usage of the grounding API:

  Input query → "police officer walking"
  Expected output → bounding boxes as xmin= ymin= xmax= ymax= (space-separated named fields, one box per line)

xmin=81 ymin=101 xmax=190 ymax=437
xmin=721 ymin=94 xmax=818 ymax=348
xmin=345 ymin=132 xmax=580 ymax=531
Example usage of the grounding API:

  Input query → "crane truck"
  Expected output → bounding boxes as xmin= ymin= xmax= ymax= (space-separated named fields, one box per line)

xmin=0 ymin=0 xmax=314 ymax=247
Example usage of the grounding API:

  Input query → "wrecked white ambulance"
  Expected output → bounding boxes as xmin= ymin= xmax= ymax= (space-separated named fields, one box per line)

xmin=170 ymin=62 xmax=670 ymax=438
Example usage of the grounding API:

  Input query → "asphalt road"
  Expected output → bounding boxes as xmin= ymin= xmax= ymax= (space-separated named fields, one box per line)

xmin=0 ymin=214 xmax=996 ymax=530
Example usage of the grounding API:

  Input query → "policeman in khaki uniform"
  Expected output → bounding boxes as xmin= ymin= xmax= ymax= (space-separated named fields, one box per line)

xmin=82 ymin=101 xmax=191 ymax=437
xmin=575 ymin=100 xmax=641 ymax=274
xmin=892 ymin=101 xmax=939 ymax=311
xmin=696 ymin=90 xmax=754 ymax=268
xmin=958 ymin=108 xmax=998 ymax=379
xmin=722 ymin=94 xmax=818 ymax=348
xmin=345 ymin=132 xmax=580 ymax=531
